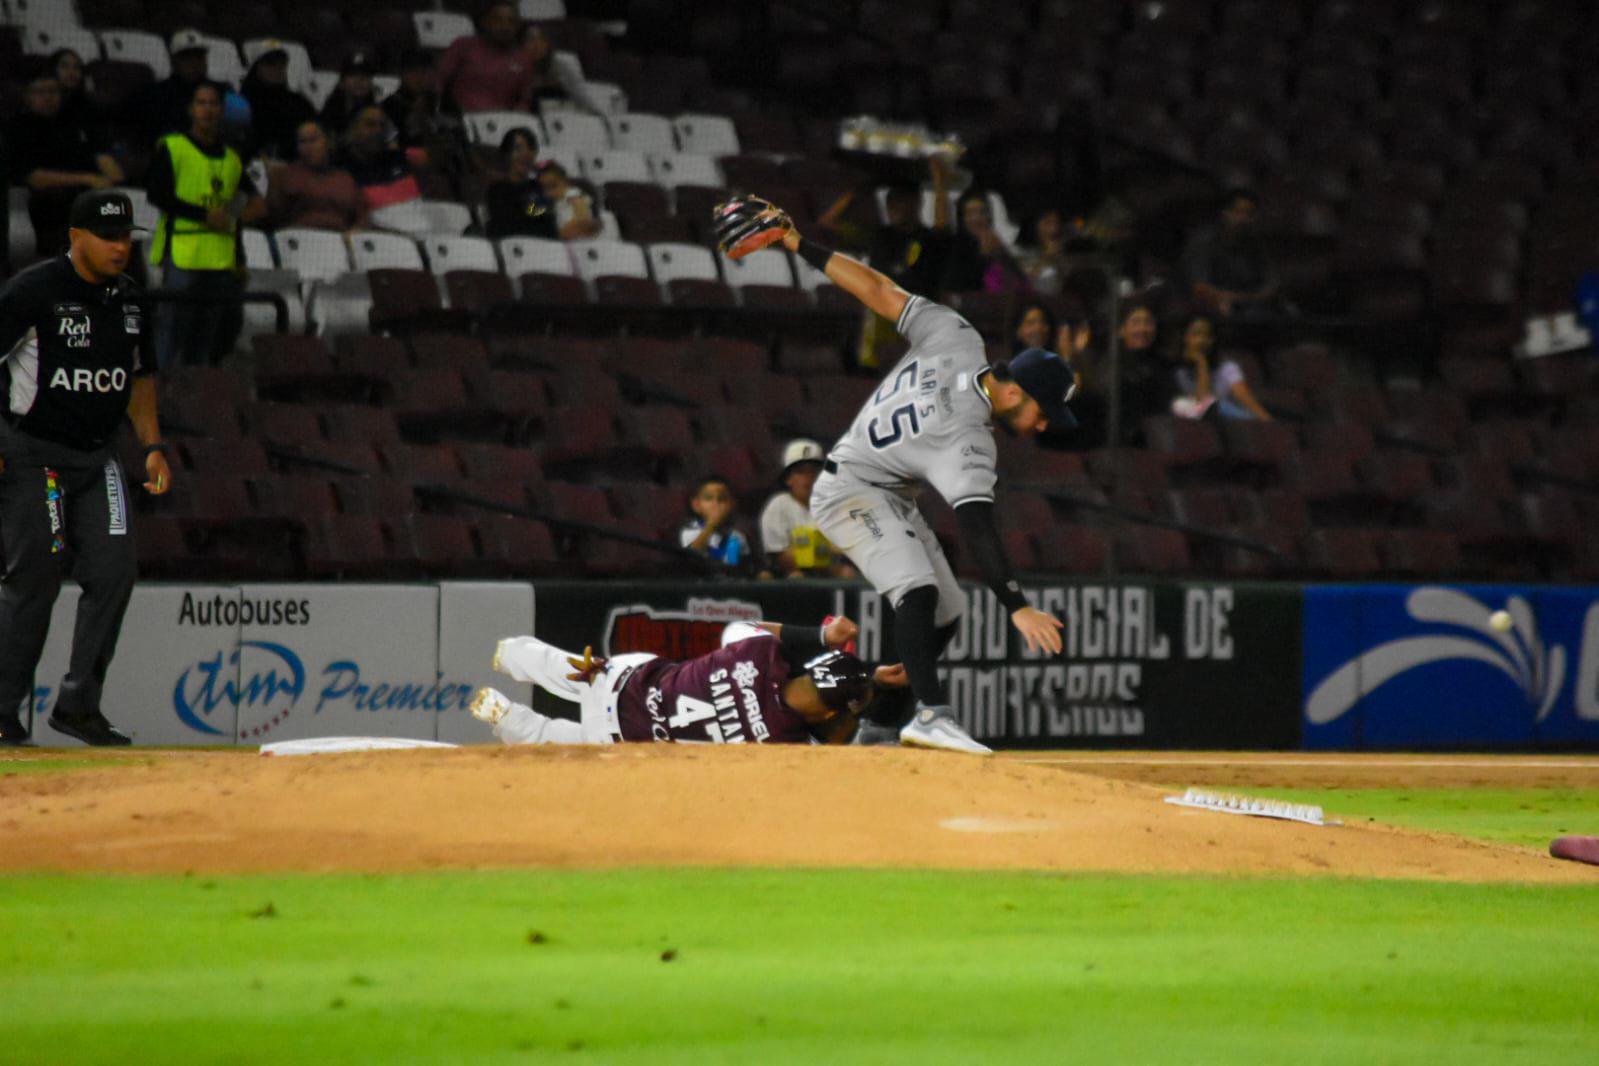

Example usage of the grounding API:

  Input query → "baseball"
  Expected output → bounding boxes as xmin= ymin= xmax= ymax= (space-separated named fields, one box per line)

xmin=1489 ymin=610 xmax=1514 ymax=634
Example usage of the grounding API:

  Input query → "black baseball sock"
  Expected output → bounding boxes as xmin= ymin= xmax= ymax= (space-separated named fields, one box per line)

xmin=894 ymin=585 xmax=948 ymax=707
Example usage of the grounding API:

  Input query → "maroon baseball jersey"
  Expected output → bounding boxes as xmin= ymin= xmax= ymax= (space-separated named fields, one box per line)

xmin=615 ymin=635 xmax=812 ymax=744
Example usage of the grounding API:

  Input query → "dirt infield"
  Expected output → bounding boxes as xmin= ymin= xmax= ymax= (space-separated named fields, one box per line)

xmin=2 ymin=747 xmax=1596 ymax=882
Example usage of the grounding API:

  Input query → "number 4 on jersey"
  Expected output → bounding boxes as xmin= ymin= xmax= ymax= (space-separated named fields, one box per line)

xmin=668 ymin=694 xmax=724 ymax=741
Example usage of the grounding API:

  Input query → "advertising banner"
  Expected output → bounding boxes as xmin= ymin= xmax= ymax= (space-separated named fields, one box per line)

xmin=530 ymin=579 xmax=1304 ymax=749
xmin=28 ymin=583 xmax=533 ymax=746
xmin=1301 ymin=585 xmax=1599 ymax=750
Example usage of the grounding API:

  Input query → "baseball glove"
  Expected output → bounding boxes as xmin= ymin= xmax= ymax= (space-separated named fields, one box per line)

xmin=712 ymin=195 xmax=791 ymax=260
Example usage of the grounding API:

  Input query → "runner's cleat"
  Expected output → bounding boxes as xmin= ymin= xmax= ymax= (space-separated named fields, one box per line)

xmin=469 ymin=687 xmax=512 ymax=726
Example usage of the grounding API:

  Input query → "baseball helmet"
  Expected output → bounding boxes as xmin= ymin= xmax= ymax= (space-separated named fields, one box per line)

xmin=802 ymin=650 xmax=873 ymax=714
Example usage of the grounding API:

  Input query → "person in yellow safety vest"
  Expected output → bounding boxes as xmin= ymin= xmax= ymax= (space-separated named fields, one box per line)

xmin=147 ymin=80 xmax=266 ymax=368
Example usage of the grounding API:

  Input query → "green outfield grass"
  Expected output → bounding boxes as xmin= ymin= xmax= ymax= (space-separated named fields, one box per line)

xmin=1235 ymin=788 xmax=1599 ymax=848
xmin=2 ymin=869 xmax=1596 ymax=1064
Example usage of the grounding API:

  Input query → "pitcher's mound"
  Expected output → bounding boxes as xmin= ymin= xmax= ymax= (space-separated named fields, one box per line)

xmin=0 ymin=745 xmax=1587 ymax=881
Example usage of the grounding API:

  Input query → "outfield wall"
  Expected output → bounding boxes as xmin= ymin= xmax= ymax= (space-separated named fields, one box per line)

xmin=20 ymin=580 xmax=1599 ymax=750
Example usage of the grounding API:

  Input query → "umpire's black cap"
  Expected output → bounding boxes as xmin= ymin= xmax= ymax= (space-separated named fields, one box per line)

xmin=1009 ymin=347 xmax=1079 ymax=430
xmin=69 ymin=190 xmax=146 ymax=237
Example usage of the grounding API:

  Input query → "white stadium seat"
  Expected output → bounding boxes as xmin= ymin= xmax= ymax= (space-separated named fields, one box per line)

xmin=672 ymin=113 xmax=739 ymax=156
xmin=609 ymin=114 xmax=677 ymax=153
xmin=308 ymin=273 xmax=374 ymax=337
xmin=497 ymin=236 xmax=574 ymax=277
xmin=413 ymin=11 xmax=474 ymax=50
xmin=649 ymin=152 xmax=723 ymax=190
xmin=518 ymin=0 xmax=567 ymax=18
xmin=99 ymin=30 xmax=170 ymax=81
xmin=303 ymin=69 xmax=339 ymax=111
xmin=240 ymin=270 xmax=307 ymax=342
xmin=348 ymin=231 xmax=425 ymax=272
xmin=541 ymin=112 xmax=611 ymax=151
xmin=579 ymin=150 xmax=651 ymax=186
xmin=539 ymin=145 xmax=583 ymax=177
xmin=242 ymin=38 xmax=314 ymax=94
xmin=423 ymin=236 xmax=499 ymax=275
xmin=10 ymin=0 xmax=77 ymax=30
xmin=794 ymin=257 xmax=838 ymax=297
xmin=569 ymin=239 xmax=648 ymax=283
xmin=413 ymin=200 xmax=475 ymax=235
xmin=464 ymin=110 xmax=542 ymax=147
xmin=195 ymin=33 xmax=246 ymax=88
xmin=646 ymin=242 xmax=719 ymax=286
xmin=240 ymin=228 xmax=276 ymax=270
xmin=7 ymin=187 xmax=33 ymax=266
xmin=721 ymin=248 xmax=795 ymax=289
xmin=275 ymin=228 xmax=352 ymax=283
xmin=23 ymin=23 xmax=100 ymax=59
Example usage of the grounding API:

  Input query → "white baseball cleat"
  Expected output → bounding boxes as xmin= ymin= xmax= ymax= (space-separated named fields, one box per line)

xmin=469 ymin=686 xmax=512 ymax=726
xmin=899 ymin=705 xmax=992 ymax=755
xmin=491 ymin=639 xmax=509 ymax=675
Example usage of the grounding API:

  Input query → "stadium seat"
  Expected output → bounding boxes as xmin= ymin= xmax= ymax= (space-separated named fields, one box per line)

xmin=241 ymin=37 xmax=313 ymax=92
xmin=720 ymin=248 xmax=795 ymax=295
xmin=413 ymin=10 xmax=473 ymax=50
xmin=497 ymin=236 xmax=573 ymax=277
xmin=580 ymin=149 xmax=652 ymax=185
xmin=542 ymin=111 xmax=610 ymax=151
xmin=649 ymin=152 xmax=724 ymax=191
xmin=349 ymin=231 xmax=425 ymax=272
xmin=464 ymin=110 xmax=542 ymax=146
xmin=423 ymin=235 xmax=498 ymax=275
xmin=276 ymin=228 xmax=352 ymax=283
xmin=670 ymin=112 xmax=737 ymax=155
xmin=609 ymin=112 xmax=676 ymax=153
xmin=569 ymin=239 xmax=649 ymax=285
xmin=98 ymin=28 xmax=169 ymax=79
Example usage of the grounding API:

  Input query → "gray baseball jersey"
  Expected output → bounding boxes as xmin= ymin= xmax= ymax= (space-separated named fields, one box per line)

xmin=827 ymin=296 xmax=997 ymax=507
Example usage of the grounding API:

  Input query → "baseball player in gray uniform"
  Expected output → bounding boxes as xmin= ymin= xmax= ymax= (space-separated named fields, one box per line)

xmin=713 ymin=196 xmax=1075 ymax=754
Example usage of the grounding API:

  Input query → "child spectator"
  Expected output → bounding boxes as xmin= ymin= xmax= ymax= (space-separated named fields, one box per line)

xmin=536 ymin=161 xmax=599 ymax=240
xmin=678 ymin=476 xmax=753 ymax=574
xmin=759 ymin=439 xmax=854 ymax=578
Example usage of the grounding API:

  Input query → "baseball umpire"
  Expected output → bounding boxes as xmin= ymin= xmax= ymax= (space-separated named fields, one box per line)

xmin=471 ymin=615 xmax=905 ymax=746
xmin=0 ymin=189 xmax=173 ymax=747
xmin=714 ymin=197 xmax=1074 ymax=755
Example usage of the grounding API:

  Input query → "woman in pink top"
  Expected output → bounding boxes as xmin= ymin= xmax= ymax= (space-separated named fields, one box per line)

xmin=267 ymin=120 xmax=368 ymax=232
xmin=436 ymin=1 xmax=536 ymax=113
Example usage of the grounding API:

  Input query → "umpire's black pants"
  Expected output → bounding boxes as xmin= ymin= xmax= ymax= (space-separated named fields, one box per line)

xmin=0 ymin=454 xmax=137 ymax=721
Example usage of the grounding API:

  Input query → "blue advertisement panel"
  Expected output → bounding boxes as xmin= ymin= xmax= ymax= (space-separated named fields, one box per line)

xmin=1303 ymin=584 xmax=1599 ymax=749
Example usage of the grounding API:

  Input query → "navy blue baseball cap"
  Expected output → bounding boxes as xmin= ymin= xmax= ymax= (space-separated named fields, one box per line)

xmin=1009 ymin=347 xmax=1078 ymax=430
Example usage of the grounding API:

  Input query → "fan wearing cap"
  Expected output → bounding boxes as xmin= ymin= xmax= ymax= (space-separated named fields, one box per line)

xmin=715 ymin=197 xmax=1075 ymax=755
xmin=241 ymin=41 xmax=315 ymax=161
xmin=126 ymin=28 xmax=212 ymax=146
xmin=470 ymin=614 xmax=908 ymax=747
xmin=758 ymin=438 xmax=854 ymax=579
xmin=0 ymin=190 xmax=174 ymax=748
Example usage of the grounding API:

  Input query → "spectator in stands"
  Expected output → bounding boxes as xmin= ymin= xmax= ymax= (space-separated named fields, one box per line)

xmin=1182 ymin=188 xmax=1282 ymax=319
xmin=129 ymin=29 xmax=211 ymax=147
xmin=941 ymin=189 xmax=1031 ymax=295
xmin=241 ymin=43 xmax=316 ymax=161
xmin=1113 ymin=301 xmax=1168 ymax=444
xmin=336 ymin=105 xmax=425 ymax=216
xmin=483 ymin=127 xmax=556 ymax=239
xmin=816 ymin=155 xmax=952 ymax=368
xmin=6 ymin=75 xmax=126 ymax=257
xmin=319 ymin=53 xmax=380 ymax=139
xmin=759 ymin=439 xmax=855 ymax=579
xmin=266 ymin=120 xmax=366 ymax=232
xmin=678 ymin=475 xmax=753 ymax=575
xmin=1168 ymin=313 xmax=1272 ymax=421
xmin=51 ymin=48 xmax=94 ymax=132
xmin=147 ymin=81 xmax=266 ymax=367
xmin=519 ymin=23 xmax=609 ymax=114
xmin=1014 ymin=206 xmax=1075 ymax=297
xmin=437 ymin=1 xmax=536 ymax=114
xmin=536 ymin=161 xmax=599 ymax=240
xmin=382 ymin=49 xmax=448 ymax=152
